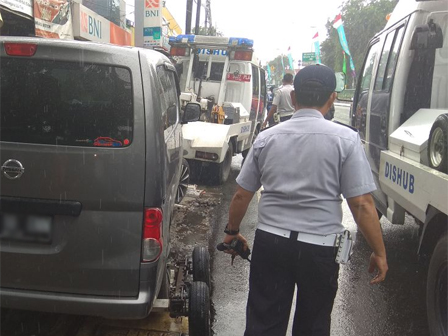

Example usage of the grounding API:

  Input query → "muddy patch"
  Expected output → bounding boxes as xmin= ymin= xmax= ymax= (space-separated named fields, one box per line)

xmin=169 ymin=186 xmax=222 ymax=260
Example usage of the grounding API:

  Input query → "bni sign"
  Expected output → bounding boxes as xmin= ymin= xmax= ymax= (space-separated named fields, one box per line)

xmin=143 ymin=0 xmax=162 ymax=47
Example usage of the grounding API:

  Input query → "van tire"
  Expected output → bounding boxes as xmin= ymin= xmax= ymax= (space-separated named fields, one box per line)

xmin=189 ymin=281 xmax=211 ymax=336
xmin=213 ymin=142 xmax=233 ymax=185
xmin=192 ymin=246 xmax=211 ymax=288
xmin=176 ymin=159 xmax=190 ymax=204
xmin=428 ymin=114 xmax=448 ymax=174
xmin=427 ymin=233 xmax=447 ymax=336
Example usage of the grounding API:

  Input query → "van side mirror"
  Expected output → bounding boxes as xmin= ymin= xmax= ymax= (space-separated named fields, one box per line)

xmin=410 ymin=20 xmax=443 ymax=50
xmin=182 ymin=103 xmax=201 ymax=124
xmin=335 ymin=72 xmax=346 ymax=93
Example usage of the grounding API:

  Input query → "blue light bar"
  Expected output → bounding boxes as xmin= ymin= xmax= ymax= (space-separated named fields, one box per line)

xmin=229 ymin=37 xmax=254 ymax=48
xmin=171 ymin=34 xmax=196 ymax=44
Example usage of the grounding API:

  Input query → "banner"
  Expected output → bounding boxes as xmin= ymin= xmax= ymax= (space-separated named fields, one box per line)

xmin=280 ymin=55 xmax=285 ymax=76
xmin=333 ymin=14 xmax=355 ymax=75
xmin=0 ymin=0 xmax=33 ymax=17
xmin=342 ymin=51 xmax=347 ymax=75
xmin=266 ymin=63 xmax=272 ymax=82
xmin=312 ymin=32 xmax=321 ymax=64
xmin=34 ymin=0 xmax=73 ymax=39
xmin=287 ymin=46 xmax=295 ymax=71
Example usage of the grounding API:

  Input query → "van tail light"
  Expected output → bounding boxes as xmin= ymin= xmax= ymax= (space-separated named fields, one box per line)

xmin=142 ymin=208 xmax=163 ymax=262
xmin=231 ymin=50 xmax=253 ymax=61
xmin=4 ymin=43 xmax=37 ymax=57
xmin=170 ymin=46 xmax=190 ymax=57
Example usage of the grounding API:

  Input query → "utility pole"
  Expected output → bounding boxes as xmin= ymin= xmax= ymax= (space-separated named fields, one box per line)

xmin=194 ymin=0 xmax=201 ymax=35
xmin=186 ymin=0 xmax=193 ymax=34
xmin=204 ymin=0 xmax=212 ymax=34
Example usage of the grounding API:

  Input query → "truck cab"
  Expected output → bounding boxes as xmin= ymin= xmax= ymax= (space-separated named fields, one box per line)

xmin=169 ymin=35 xmax=267 ymax=184
xmin=351 ymin=1 xmax=447 ymax=334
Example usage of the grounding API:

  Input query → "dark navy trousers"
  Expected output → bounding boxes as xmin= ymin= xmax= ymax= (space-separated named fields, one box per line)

xmin=244 ymin=229 xmax=340 ymax=336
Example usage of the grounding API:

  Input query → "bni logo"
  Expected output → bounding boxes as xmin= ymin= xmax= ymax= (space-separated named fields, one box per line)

xmin=146 ymin=0 xmax=160 ymax=8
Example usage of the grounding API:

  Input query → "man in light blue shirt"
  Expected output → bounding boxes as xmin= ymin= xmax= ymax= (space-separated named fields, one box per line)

xmin=220 ymin=64 xmax=388 ymax=336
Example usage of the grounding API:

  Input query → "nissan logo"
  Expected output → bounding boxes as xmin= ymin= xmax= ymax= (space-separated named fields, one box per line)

xmin=1 ymin=159 xmax=25 ymax=180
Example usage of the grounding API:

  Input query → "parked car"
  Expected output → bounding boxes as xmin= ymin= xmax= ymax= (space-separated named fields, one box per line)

xmin=0 ymin=37 xmax=200 ymax=319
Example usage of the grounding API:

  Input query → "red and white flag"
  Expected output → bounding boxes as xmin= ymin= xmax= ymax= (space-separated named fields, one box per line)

xmin=312 ymin=32 xmax=319 ymax=41
xmin=333 ymin=13 xmax=343 ymax=29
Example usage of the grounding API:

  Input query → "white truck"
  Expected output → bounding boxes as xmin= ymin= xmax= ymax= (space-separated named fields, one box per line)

xmin=169 ymin=34 xmax=267 ymax=184
xmin=350 ymin=1 xmax=447 ymax=334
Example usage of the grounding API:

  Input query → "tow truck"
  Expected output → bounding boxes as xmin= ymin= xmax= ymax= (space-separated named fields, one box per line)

xmin=169 ymin=34 xmax=267 ymax=184
xmin=350 ymin=1 xmax=447 ymax=334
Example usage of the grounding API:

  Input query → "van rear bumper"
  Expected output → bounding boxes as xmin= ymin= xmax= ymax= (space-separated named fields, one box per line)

xmin=0 ymin=264 xmax=160 ymax=319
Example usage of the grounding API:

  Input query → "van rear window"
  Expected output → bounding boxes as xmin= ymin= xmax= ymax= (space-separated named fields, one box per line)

xmin=0 ymin=58 xmax=133 ymax=147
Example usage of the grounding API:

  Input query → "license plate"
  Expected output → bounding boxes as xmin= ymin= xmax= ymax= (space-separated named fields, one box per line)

xmin=0 ymin=213 xmax=53 ymax=243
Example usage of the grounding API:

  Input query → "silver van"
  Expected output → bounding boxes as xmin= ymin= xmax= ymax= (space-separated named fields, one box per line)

xmin=0 ymin=37 xmax=193 ymax=319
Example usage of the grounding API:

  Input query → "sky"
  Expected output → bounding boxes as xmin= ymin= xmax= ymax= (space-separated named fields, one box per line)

xmin=127 ymin=0 xmax=346 ymax=64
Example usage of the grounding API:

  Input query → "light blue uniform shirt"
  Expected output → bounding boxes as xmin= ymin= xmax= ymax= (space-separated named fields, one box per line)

xmin=237 ymin=109 xmax=377 ymax=235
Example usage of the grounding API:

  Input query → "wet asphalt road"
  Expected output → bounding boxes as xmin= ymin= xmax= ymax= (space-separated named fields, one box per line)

xmin=210 ymin=154 xmax=430 ymax=336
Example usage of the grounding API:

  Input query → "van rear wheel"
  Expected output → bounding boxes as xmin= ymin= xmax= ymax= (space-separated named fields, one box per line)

xmin=427 ymin=233 xmax=448 ymax=336
xmin=176 ymin=159 xmax=190 ymax=204
xmin=428 ymin=114 xmax=448 ymax=174
xmin=189 ymin=281 xmax=211 ymax=336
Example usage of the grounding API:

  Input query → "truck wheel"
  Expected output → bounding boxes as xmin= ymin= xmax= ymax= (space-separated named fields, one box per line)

xmin=193 ymin=246 xmax=211 ymax=288
xmin=213 ymin=143 xmax=232 ymax=185
xmin=428 ymin=114 xmax=448 ymax=174
xmin=189 ymin=281 xmax=211 ymax=336
xmin=242 ymin=126 xmax=259 ymax=158
xmin=176 ymin=159 xmax=190 ymax=204
xmin=427 ymin=233 xmax=447 ymax=336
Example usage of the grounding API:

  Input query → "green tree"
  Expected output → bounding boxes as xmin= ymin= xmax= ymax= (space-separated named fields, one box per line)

xmin=266 ymin=54 xmax=294 ymax=85
xmin=321 ymin=0 xmax=398 ymax=84
xmin=192 ymin=26 xmax=224 ymax=36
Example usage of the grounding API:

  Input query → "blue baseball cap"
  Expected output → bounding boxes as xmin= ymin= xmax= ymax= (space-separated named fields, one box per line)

xmin=294 ymin=64 xmax=336 ymax=94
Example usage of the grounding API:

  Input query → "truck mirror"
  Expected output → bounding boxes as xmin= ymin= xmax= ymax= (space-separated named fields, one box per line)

xmin=182 ymin=103 xmax=201 ymax=124
xmin=410 ymin=20 xmax=443 ymax=50
xmin=335 ymin=72 xmax=346 ymax=93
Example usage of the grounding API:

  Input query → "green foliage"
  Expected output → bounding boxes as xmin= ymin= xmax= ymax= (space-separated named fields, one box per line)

xmin=266 ymin=55 xmax=294 ymax=85
xmin=192 ymin=26 xmax=224 ymax=36
xmin=321 ymin=0 xmax=398 ymax=84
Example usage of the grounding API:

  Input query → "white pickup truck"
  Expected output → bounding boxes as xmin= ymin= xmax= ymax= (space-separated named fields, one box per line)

xmin=350 ymin=1 xmax=447 ymax=334
xmin=169 ymin=34 xmax=267 ymax=184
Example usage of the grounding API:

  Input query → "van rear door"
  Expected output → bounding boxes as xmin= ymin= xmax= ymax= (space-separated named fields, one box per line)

xmin=0 ymin=39 xmax=146 ymax=297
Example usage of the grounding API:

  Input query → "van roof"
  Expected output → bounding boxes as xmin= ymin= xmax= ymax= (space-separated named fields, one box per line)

xmin=384 ymin=0 xmax=447 ymax=31
xmin=0 ymin=36 xmax=165 ymax=60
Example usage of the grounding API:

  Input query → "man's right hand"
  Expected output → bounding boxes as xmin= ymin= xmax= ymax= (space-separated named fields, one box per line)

xmin=368 ymin=252 xmax=388 ymax=284
xmin=222 ymin=233 xmax=249 ymax=254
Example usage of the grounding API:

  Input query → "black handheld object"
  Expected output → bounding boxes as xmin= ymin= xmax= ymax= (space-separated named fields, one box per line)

xmin=217 ymin=239 xmax=251 ymax=262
